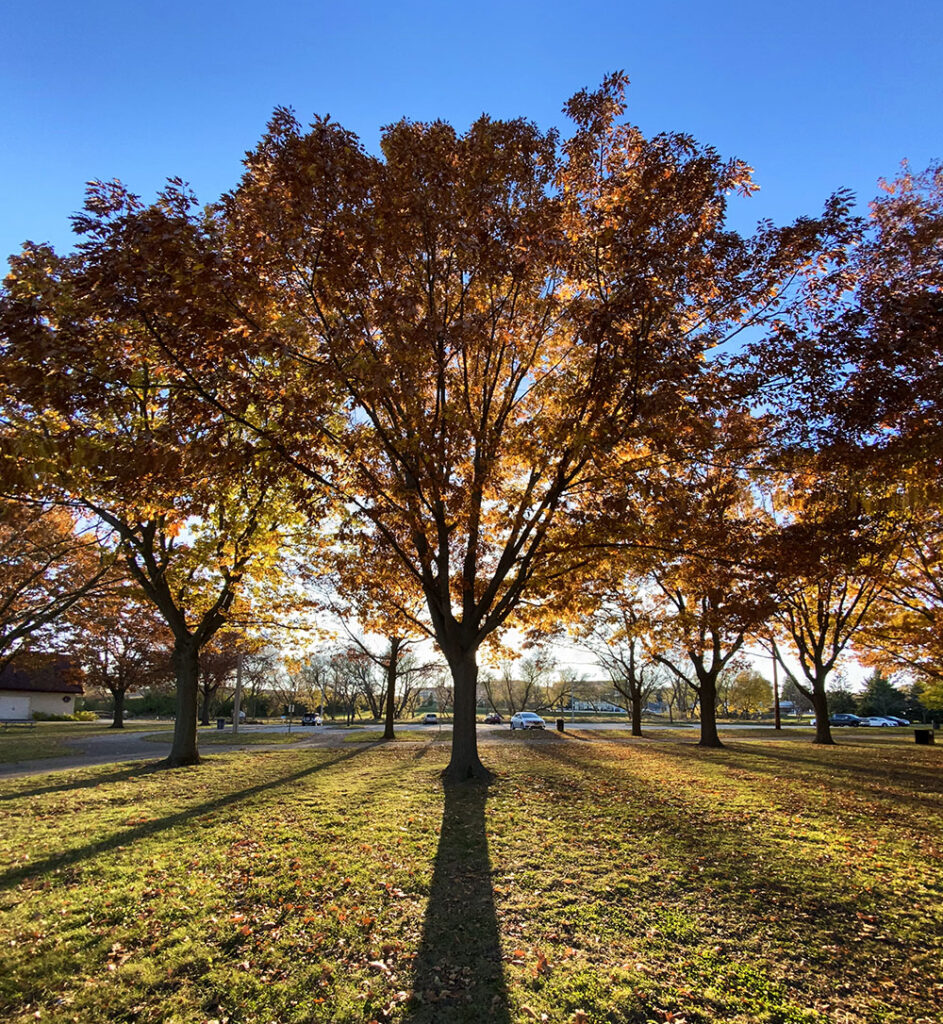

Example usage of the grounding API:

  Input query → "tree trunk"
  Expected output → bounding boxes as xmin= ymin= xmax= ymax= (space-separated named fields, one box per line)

xmin=697 ymin=675 xmax=724 ymax=748
xmin=110 ymin=688 xmax=125 ymax=729
xmin=443 ymin=648 xmax=489 ymax=782
xmin=166 ymin=639 xmax=200 ymax=767
xmin=631 ymin=693 xmax=642 ymax=737
xmin=810 ymin=681 xmax=835 ymax=745
xmin=383 ymin=637 xmax=400 ymax=741
xmin=199 ymin=695 xmax=211 ymax=727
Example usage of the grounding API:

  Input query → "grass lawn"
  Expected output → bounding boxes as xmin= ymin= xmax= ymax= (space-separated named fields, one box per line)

xmin=0 ymin=733 xmax=941 ymax=1023
xmin=141 ymin=730 xmax=308 ymax=747
xmin=0 ymin=721 xmax=173 ymax=764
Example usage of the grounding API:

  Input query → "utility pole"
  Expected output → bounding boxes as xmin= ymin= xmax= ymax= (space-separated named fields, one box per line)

xmin=232 ymin=650 xmax=243 ymax=736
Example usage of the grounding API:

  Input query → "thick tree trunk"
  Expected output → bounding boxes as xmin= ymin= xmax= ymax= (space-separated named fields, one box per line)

xmin=631 ymin=693 xmax=642 ymax=737
xmin=110 ymin=688 xmax=125 ymax=729
xmin=443 ymin=649 xmax=489 ymax=782
xmin=697 ymin=676 xmax=724 ymax=748
xmin=811 ymin=682 xmax=835 ymax=745
xmin=383 ymin=638 xmax=400 ymax=741
xmin=166 ymin=639 xmax=200 ymax=767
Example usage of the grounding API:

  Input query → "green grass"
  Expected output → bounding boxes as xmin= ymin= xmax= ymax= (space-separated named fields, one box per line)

xmin=0 ymin=721 xmax=173 ymax=763
xmin=141 ymin=730 xmax=307 ymax=746
xmin=1 ymin=734 xmax=941 ymax=1023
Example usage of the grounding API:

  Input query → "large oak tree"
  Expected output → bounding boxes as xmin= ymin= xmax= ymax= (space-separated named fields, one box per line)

xmin=213 ymin=75 xmax=840 ymax=779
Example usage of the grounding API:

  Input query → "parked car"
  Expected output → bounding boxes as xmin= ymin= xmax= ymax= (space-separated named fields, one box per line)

xmin=510 ymin=712 xmax=546 ymax=730
xmin=301 ymin=713 xmax=322 ymax=726
xmin=822 ymin=713 xmax=862 ymax=727
xmin=422 ymin=712 xmax=438 ymax=725
xmin=483 ymin=712 xmax=503 ymax=724
xmin=878 ymin=715 xmax=910 ymax=726
xmin=859 ymin=715 xmax=897 ymax=727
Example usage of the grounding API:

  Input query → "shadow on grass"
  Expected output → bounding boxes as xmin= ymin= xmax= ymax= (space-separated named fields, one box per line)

xmin=406 ymin=780 xmax=510 ymax=1024
xmin=655 ymin=739 xmax=943 ymax=808
xmin=557 ymin=728 xmax=592 ymax=742
xmin=0 ymin=759 xmax=169 ymax=803
xmin=526 ymin=740 xmax=869 ymax=925
xmin=0 ymin=746 xmax=369 ymax=892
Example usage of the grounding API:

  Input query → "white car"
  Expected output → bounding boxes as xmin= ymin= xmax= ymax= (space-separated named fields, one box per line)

xmin=858 ymin=716 xmax=896 ymax=727
xmin=510 ymin=712 xmax=546 ymax=730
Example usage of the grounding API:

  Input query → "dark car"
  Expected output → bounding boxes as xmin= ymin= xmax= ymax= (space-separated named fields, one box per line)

xmin=829 ymin=713 xmax=861 ymax=726
xmin=484 ymin=712 xmax=503 ymax=724
xmin=301 ymin=713 xmax=322 ymax=726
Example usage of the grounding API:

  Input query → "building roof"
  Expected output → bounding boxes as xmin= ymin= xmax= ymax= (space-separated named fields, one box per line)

xmin=0 ymin=655 xmax=84 ymax=695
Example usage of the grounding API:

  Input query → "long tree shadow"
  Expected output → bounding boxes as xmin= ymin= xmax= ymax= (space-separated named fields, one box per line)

xmin=654 ymin=740 xmax=943 ymax=811
xmin=525 ymin=741 xmax=874 ymax=926
xmin=0 ymin=746 xmax=369 ymax=891
xmin=0 ymin=759 xmax=169 ymax=803
xmin=406 ymin=779 xmax=510 ymax=1023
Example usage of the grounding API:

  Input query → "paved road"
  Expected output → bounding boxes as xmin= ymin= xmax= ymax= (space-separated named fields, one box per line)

xmin=0 ymin=724 xmax=339 ymax=779
xmin=0 ymin=718 xmax=827 ymax=780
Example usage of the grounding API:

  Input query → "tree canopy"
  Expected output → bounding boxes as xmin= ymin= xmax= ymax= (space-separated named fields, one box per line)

xmin=204 ymin=74 xmax=846 ymax=777
xmin=1 ymin=77 xmax=937 ymax=771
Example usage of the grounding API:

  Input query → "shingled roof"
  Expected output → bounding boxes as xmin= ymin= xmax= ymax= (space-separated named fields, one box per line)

xmin=0 ymin=655 xmax=84 ymax=695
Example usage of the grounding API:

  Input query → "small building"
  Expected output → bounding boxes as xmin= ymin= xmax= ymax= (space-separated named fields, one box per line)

xmin=0 ymin=655 xmax=84 ymax=720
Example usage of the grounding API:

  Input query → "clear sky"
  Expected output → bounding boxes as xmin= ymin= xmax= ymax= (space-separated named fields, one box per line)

xmin=2 ymin=0 xmax=940 ymax=268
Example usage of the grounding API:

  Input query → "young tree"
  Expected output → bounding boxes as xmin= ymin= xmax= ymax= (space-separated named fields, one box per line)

xmin=649 ymin=654 xmax=697 ymax=723
xmin=768 ymin=465 xmax=893 ymax=744
xmin=722 ymin=668 xmax=773 ymax=718
xmin=824 ymin=677 xmax=859 ymax=716
xmin=780 ymin=674 xmax=815 ymax=715
xmin=196 ymin=635 xmax=241 ymax=726
xmin=495 ymin=652 xmax=554 ymax=716
xmin=323 ymin=534 xmax=435 ymax=741
xmin=240 ymin=648 xmax=279 ymax=719
xmin=290 ymin=653 xmax=331 ymax=716
xmin=577 ymin=602 xmax=659 ymax=736
xmin=328 ymin=651 xmax=363 ymax=724
xmin=68 ymin=584 xmax=166 ymax=728
xmin=856 ymin=671 xmax=908 ymax=718
xmin=629 ymin=415 xmax=781 ymax=747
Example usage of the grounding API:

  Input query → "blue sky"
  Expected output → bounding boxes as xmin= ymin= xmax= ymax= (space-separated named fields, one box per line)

xmin=2 ymin=1 xmax=940 ymax=267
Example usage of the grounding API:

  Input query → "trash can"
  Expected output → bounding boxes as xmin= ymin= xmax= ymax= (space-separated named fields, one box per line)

xmin=217 ymin=718 xmax=225 ymax=730
xmin=556 ymin=718 xmax=565 ymax=732
xmin=914 ymin=728 xmax=934 ymax=745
